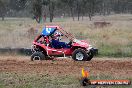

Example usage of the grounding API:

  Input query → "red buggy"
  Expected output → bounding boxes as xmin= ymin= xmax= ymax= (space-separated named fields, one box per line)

xmin=31 ymin=26 xmax=97 ymax=61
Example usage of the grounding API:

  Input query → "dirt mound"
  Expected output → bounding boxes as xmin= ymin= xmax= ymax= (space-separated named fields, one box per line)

xmin=0 ymin=56 xmax=132 ymax=78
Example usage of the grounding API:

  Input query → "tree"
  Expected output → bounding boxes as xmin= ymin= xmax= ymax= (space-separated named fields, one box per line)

xmin=61 ymin=0 xmax=76 ymax=21
xmin=48 ymin=0 xmax=56 ymax=22
xmin=32 ymin=0 xmax=42 ymax=23
xmin=9 ymin=0 xmax=27 ymax=11
xmin=42 ymin=0 xmax=56 ymax=22
xmin=86 ymin=0 xmax=97 ymax=21
xmin=76 ymin=0 xmax=82 ymax=21
xmin=0 ymin=0 xmax=8 ymax=20
xmin=81 ymin=0 xmax=89 ymax=20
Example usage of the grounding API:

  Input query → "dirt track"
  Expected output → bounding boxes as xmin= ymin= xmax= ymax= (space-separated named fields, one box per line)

xmin=0 ymin=56 xmax=132 ymax=78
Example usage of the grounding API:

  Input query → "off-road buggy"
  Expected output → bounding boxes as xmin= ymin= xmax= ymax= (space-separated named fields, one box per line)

xmin=31 ymin=26 xmax=97 ymax=61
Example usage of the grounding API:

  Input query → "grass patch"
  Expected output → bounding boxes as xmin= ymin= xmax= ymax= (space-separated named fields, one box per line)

xmin=0 ymin=72 xmax=80 ymax=88
xmin=98 ymin=44 xmax=132 ymax=57
xmin=0 ymin=15 xmax=132 ymax=57
xmin=0 ymin=72 xmax=131 ymax=88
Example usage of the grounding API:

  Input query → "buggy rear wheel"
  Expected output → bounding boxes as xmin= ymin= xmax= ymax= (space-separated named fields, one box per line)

xmin=31 ymin=52 xmax=45 ymax=61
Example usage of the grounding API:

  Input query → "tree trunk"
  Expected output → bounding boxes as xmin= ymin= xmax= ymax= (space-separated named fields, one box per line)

xmin=77 ymin=0 xmax=80 ymax=21
xmin=2 ymin=16 xmax=4 ymax=21
xmin=70 ymin=7 xmax=74 ymax=21
xmin=50 ymin=13 xmax=53 ymax=22
xmin=88 ymin=14 xmax=92 ymax=21
xmin=82 ymin=15 xmax=83 ymax=21
xmin=36 ymin=17 xmax=41 ymax=23
xmin=77 ymin=11 xmax=80 ymax=21
xmin=82 ymin=12 xmax=85 ymax=21
xmin=49 ymin=1 xmax=54 ymax=22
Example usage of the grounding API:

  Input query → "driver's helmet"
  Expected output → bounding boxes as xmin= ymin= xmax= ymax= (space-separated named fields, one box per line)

xmin=53 ymin=32 xmax=62 ymax=40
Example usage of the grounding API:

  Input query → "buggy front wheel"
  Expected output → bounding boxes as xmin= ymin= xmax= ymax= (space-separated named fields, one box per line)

xmin=72 ymin=49 xmax=88 ymax=61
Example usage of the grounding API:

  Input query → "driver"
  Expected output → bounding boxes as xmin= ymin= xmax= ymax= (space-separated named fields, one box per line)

xmin=51 ymin=32 xmax=70 ymax=49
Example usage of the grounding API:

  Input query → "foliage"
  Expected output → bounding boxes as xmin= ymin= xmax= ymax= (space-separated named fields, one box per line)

xmin=32 ymin=0 xmax=42 ymax=23
xmin=1 ymin=0 xmax=132 ymax=22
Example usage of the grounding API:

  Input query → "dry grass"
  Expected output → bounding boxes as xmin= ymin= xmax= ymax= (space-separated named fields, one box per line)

xmin=0 ymin=72 xmax=131 ymax=88
xmin=0 ymin=14 xmax=132 ymax=57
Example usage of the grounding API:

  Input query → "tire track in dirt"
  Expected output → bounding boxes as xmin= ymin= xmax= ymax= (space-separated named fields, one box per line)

xmin=0 ymin=57 xmax=132 ymax=78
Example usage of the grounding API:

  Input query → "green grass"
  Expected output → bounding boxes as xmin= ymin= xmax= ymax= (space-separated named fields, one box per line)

xmin=0 ymin=72 xmax=80 ymax=88
xmin=98 ymin=44 xmax=132 ymax=57
xmin=0 ymin=72 xmax=131 ymax=88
